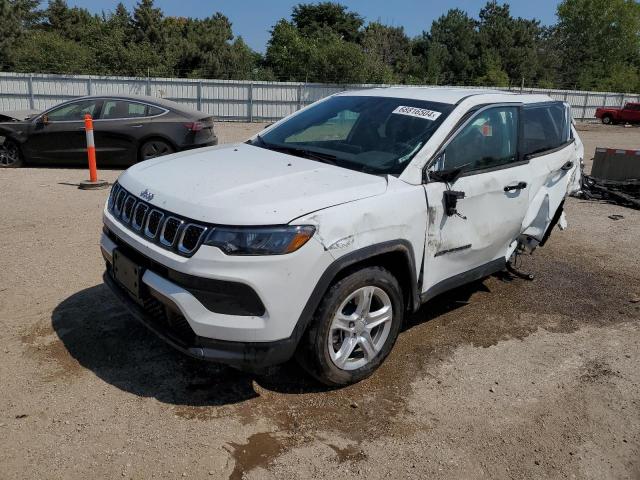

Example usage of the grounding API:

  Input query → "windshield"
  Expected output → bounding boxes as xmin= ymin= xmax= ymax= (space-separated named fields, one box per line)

xmin=252 ymin=95 xmax=454 ymax=175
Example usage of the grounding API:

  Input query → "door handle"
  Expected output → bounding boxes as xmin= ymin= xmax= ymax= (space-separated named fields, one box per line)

xmin=130 ymin=124 xmax=144 ymax=128
xmin=560 ymin=160 xmax=574 ymax=171
xmin=504 ymin=181 xmax=528 ymax=192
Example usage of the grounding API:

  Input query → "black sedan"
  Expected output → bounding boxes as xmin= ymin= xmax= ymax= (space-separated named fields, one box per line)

xmin=0 ymin=95 xmax=218 ymax=168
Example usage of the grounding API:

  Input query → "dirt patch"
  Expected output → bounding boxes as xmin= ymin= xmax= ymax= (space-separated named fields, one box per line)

xmin=228 ymin=432 xmax=291 ymax=480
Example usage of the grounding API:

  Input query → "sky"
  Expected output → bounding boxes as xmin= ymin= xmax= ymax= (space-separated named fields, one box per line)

xmin=63 ymin=0 xmax=562 ymax=53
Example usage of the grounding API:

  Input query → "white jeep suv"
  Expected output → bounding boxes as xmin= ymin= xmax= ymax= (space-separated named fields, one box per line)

xmin=101 ymin=88 xmax=583 ymax=386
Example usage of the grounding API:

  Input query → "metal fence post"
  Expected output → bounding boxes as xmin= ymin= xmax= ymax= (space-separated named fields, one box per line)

xmin=620 ymin=93 xmax=626 ymax=107
xmin=28 ymin=75 xmax=34 ymax=109
xmin=146 ymin=77 xmax=151 ymax=96
xmin=247 ymin=82 xmax=253 ymax=122
xmin=298 ymin=83 xmax=303 ymax=111
xmin=87 ymin=77 xmax=93 ymax=96
xmin=196 ymin=81 xmax=202 ymax=111
xmin=582 ymin=92 xmax=589 ymax=120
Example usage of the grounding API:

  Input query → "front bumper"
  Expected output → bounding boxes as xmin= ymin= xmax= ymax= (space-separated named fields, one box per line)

xmin=102 ymin=259 xmax=298 ymax=370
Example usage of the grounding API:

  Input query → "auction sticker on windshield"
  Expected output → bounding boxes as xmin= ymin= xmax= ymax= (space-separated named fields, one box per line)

xmin=392 ymin=106 xmax=442 ymax=121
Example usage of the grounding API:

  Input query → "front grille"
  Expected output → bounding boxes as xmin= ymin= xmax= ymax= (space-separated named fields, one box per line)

xmin=107 ymin=183 xmax=209 ymax=257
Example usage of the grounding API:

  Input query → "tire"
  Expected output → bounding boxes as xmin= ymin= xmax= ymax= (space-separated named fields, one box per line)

xmin=602 ymin=115 xmax=613 ymax=125
xmin=139 ymin=139 xmax=175 ymax=162
xmin=0 ymin=138 xmax=23 ymax=168
xmin=296 ymin=266 xmax=404 ymax=386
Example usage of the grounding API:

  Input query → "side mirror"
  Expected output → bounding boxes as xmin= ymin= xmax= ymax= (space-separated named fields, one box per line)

xmin=37 ymin=114 xmax=49 ymax=126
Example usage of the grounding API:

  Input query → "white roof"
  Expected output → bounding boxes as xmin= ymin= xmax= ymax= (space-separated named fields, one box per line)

xmin=336 ymin=86 xmax=552 ymax=105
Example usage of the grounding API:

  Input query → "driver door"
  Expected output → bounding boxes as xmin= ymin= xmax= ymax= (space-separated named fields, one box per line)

xmin=422 ymin=105 xmax=530 ymax=298
xmin=25 ymin=99 xmax=102 ymax=164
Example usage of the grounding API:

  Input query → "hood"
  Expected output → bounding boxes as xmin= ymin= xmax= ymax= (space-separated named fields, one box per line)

xmin=118 ymin=143 xmax=388 ymax=225
xmin=0 ymin=109 xmax=40 ymax=122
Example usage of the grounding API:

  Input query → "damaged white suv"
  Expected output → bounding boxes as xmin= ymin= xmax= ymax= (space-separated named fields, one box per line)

xmin=101 ymin=88 xmax=582 ymax=386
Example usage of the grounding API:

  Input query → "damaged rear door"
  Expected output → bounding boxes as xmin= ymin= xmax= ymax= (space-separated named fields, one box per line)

xmin=421 ymin=104 xmax=530 ymax=297
xmin=519 ymin=102 xmax=577 ymax=247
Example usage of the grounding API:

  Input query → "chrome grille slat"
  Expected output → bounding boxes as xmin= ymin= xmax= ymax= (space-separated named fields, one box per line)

xmin=178 ymin=224 xmax=208 ymax=254
xmin=106 ymin=183 xmax=208 ymax=257
xmin=160 ymin=216 xmax=184 ymax=247
xmin=145 ymin=209 xmax=164 ymax=239
xmin=132 ymin=203 xmax=149 ymax=231
xmin=122 ymin=195 xmax=137 ymax=223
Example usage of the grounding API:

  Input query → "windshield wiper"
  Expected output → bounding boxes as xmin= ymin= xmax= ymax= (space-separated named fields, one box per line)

xmin=252 ymin=138 xmax=338 ymax=165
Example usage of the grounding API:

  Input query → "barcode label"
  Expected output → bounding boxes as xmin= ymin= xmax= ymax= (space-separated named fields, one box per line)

xmin=392 ymin=106 xmax=442 ymax=121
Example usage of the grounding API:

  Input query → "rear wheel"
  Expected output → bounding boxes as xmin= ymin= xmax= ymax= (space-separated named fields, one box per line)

xmin=0 ymin=138 xmax=23 ymax=168
xmin=602 ymin=115 xmax=613 ymax=125
xmin=297 ymin=267 xmax=404 ymax=386
xmin=139 ymin=139 xmax=175 ymax=161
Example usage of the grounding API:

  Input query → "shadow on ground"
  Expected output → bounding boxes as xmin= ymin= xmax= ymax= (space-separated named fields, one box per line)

xmin=50 ymin=279 xmax=484 ymax=407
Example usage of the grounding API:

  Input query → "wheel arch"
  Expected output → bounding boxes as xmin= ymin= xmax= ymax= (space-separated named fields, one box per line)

xmin=291 ymin=240 xmax=420 ymax=346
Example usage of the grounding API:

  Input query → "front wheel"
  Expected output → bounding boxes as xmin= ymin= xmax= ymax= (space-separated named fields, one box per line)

xmin=139 ymin=139 xmax=175 ymax=162
xmin=297 ymin=267 xmax=404 ymax=386
xmin=0 ymin=138 xmax=23 ymax=168
xmin=602 ymin=115 xmax=613 ymax=125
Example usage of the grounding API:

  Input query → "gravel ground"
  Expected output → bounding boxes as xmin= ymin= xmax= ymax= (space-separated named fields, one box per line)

xmin=0 ymin=122 xmax=639 ymax=479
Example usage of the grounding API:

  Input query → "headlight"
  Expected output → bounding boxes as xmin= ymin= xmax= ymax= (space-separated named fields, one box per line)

xmin=203 ymin=225 xmax=315 ymax=255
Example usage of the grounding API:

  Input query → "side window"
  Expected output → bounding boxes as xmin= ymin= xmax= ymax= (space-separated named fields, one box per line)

xmin=101 ymin=100 xmax=148 ymax=119
xmin=285 ymin=109 xmax=360 ymax=143
xmin=147 ymin=105 xmax=164 ymax=116
xmin=441 ymin=106 xmax=519 ymax=172
xmin=46 ymin=100 xmax=99 ymax=121
xmin=522 ymin=103 xmax=569 ymax=157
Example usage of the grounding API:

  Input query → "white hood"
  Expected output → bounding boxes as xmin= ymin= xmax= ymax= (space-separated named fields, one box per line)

xmin=117 ymin=143 xmax=388 ymax=225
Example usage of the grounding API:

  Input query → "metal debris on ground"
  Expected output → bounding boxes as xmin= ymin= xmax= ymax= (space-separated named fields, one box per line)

xmin=579 ymin=175 xmax=640 ymax=209
xmin=575 ymin=147 xmax=640 ymax=209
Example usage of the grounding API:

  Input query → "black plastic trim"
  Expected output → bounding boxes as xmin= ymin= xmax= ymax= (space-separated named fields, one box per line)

xmin=104 ymin=227 xmax=265 ymax=316
xmin=104 ymin=271 xmax=295 ymax=371
xmin=290 ymin=239 xmax=420 ymax=344
xmin=420 ymin=257 xmax=506 ymax=303
xmin=523 ymin=139 xmax=575 ymax=161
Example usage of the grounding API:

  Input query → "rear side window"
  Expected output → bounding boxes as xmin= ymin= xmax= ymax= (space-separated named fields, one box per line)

xmin=147 ymin=105 xmax=164 ymax=116
xmin=522 ymin=103 xmax=570 ymax=157
xmin=101 ymin=100 xmax=150 ymax=119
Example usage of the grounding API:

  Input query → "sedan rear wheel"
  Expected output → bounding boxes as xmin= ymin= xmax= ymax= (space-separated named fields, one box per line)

xmin=0 ymin=139 xmax=23 ymax=168
xmin=140 ymin=139 xmax=175 ymax=161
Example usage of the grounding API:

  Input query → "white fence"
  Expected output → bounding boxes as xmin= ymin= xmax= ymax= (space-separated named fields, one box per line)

xmin=1 ymin=71 xmax=638 ymax=121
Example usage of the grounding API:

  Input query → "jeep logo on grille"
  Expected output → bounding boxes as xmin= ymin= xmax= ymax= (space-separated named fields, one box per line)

xmin=140 ymin=189 xmax=154 ymax=201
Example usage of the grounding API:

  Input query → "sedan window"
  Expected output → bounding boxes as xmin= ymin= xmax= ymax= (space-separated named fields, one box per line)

xmin=46 ymin=100 xmax=99 ymax=121
xmin=101 ymin=100 xmax=149 ymax=119
xmin=440 ymin=106 xmax=519 ymax=172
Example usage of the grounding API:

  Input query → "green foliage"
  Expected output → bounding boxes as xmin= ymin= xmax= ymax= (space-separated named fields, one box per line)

xmin=0 ymin=0 xmax=639 ymax=92
xmin=556 ymin=0 xmax=640 ymax=91
xmin=11 ymin=29 xmax=93 ymax=73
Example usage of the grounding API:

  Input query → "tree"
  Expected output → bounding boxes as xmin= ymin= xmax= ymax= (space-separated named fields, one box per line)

xmin=422 ymin=9 xmax=479 ymax=85
xmin=0 ymin=0 xmax=41 ymax=70
xmin=291 ymin=2 xmax=363 ymax=42
xmin=477 ymin=1 xmax=543 ymax=86
xmin=362 ymin=22 xmax=413 ymax=80
xmin=132 ymin=0 xmax=164 ymax=45
xmin=556 ymin=0 xmax=640 ymax=90
xmin=11 ymin=29 xmax=93 ymax=73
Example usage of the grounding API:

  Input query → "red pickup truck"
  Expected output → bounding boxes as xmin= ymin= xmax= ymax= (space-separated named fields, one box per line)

xmin=595 ymin=102 xmax=640 ymax=124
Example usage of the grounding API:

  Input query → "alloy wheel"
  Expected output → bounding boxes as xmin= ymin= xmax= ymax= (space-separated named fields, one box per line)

xmin=0 ymin=141 xmax=20 ymax=166
xmin=141 ymin=141 xmax=172 ymax=160
xmin=327 ymin=286 xmax=393 ymax=371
